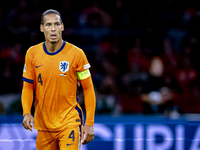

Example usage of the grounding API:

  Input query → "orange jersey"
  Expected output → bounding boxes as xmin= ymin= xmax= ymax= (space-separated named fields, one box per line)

xmin=22 ymin=41 xmax=91 ymax=131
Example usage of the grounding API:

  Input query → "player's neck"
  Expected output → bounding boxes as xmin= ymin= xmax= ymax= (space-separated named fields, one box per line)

xmin=45 ymin=39 xmax=63 ymax=53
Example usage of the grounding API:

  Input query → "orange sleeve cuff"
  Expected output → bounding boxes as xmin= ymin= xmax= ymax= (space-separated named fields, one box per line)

xmin=21 ymin=81 xmax=34 ymax=116
xmin=80 ymin=76 xmax=96 ymax=126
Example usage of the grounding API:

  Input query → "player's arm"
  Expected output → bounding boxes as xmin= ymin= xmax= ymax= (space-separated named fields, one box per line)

xmin=21 ymin=81 xmax=34 ymax=132
xmin=21 ymin=47 xmax=35 ymax=132
xmin=77 ymin=69 xmax=96 ymax=145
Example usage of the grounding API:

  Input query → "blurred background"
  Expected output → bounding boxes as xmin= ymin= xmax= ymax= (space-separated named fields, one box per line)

xmin=1 ymin=0 xmax=200 ymax=150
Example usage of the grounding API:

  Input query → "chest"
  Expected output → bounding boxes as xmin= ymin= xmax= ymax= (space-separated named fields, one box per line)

xmin=34 ymin=53 xmax=76 ymax=80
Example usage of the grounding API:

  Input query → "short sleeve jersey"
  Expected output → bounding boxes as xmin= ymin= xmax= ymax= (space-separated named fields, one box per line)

xmin=23 ymin=41 xmax=91 ymax=131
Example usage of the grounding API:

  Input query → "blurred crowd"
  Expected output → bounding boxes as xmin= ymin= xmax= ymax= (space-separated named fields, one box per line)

xmin=1 ymin=0 xmax=200 ymax=115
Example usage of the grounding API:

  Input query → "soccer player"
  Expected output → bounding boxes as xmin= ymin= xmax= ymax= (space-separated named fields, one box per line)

xmin=21 ymin=9 xmax=96 ymax=150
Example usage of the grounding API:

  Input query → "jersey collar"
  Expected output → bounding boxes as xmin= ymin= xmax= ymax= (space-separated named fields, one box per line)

xmin=43 ymin=40 xmax=66 ymax=55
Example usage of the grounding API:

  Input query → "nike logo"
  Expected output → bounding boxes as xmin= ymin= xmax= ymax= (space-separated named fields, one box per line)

xmin=35 ymin=65 xmax=43 ymax=68
xmin=67 ymin=143 xmax=74 ymax=146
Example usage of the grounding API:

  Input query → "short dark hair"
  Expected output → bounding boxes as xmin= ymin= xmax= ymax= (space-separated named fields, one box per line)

xmin=41 ymin=9 xmax=63 ymax=25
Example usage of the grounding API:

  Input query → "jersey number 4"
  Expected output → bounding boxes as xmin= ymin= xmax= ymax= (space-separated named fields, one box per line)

xmin=38 ymin=73 xmax=43 ymax=86
xmin=68 ymin=130 xmax=75 ymax=141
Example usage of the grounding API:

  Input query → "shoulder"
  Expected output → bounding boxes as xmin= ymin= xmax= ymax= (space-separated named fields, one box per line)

xmin=26 ymin=42 xmax=43 ymax=55
xmin=25 ymin=42 xmax=43 ymax=63
xmin=65 ymin=41 xmax=85 ymax=55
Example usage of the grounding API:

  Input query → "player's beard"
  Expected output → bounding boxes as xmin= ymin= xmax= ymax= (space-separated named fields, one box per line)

xmin=50 ymin=41 xmax=56 ymax=44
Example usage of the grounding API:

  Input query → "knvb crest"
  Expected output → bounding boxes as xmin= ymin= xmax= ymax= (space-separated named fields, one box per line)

xmin=59 ymin=61 xmax=69 ymax=73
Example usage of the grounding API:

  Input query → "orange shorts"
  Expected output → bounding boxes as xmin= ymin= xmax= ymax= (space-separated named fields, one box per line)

xmin=36 ymin=126 xmax=81 ymax=150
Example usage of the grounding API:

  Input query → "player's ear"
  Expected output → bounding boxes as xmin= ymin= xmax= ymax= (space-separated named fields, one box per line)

xmin=62 ymin=23 xmax=64 ymax=31
xmin=40 ymin=24 xmax=44 ymax=32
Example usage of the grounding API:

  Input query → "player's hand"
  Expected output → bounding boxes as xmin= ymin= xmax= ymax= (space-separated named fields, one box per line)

xmin=22 ymin=114 xmax=34 ymax=132
xmin=81 ymin=125 xmax=94 ymax=145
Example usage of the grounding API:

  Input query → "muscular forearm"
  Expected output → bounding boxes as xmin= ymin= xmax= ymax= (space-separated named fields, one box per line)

xmin=80 ymin=76 xmax=96 ymax=126
xmin=21 ymin=81 xmax=34 ymax=116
